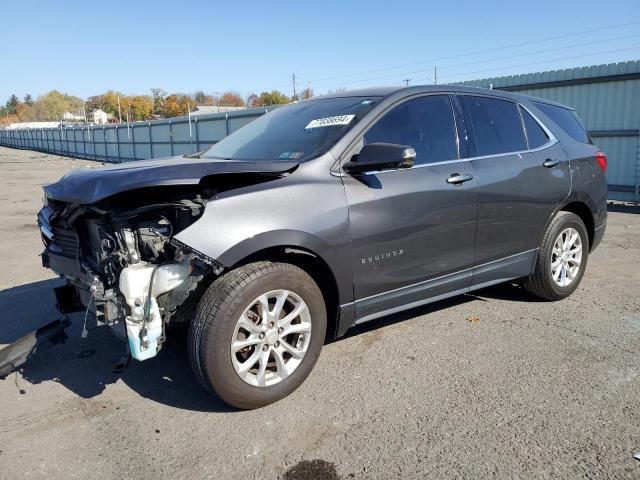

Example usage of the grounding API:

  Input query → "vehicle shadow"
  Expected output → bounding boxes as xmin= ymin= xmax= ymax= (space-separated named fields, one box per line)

xmin=0 ymin=279 xmax=235 ymax=413
xmin=335 ymin=281 xmax=540 ymax=341
xmin=337 ymin=295 xmax=476 ymax=341
xmin=1 ymin=278 xmax=542 ymax=413
xmin=0 ymin=278 xmax=65 ymax=344
xmin=470 ymin=282 xmax=542 ymax=303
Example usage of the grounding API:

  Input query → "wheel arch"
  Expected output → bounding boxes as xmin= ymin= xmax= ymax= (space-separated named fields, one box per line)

xmin=530 ymin=199 xmax=596 ymax=277
xmin=215 ymin=233 xmax=349 ymax=341
xmin=560 ymin=201 xmax=595 ymax=251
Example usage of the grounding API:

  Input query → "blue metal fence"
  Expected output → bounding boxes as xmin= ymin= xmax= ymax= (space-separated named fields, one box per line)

xmin=0 ymin=107 xmax=272 ymax=163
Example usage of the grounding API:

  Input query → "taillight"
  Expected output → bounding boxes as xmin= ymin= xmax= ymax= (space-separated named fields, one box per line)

xmin=595 ymin=151 xmax=607 ymax=172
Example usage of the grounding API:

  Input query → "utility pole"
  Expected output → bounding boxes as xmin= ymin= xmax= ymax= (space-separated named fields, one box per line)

xmin=187 ymin=101 xmax=193 ymax=149
xmin=150 ymin=88 xmax=166 ymax=115
xmin=117 ymin=96 xmax=122 ymax=123
xmin=402 ymin=79 xmax=411 ymax=87
xmin=434 ymin=66 xmax=437 ymax=85
xmin=292 ymin=73 xmax=297 ymax=98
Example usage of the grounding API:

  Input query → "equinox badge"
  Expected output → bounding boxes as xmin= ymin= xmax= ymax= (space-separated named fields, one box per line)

xmin=361 ymin=249 xmax=405 ymax=264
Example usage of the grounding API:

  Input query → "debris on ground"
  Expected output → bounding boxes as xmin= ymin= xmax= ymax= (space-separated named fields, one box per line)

xmin=466 ymin=315 xmax=481 ymax=324
xmin=0 ymin=319 xmax=70 ymax=378
xmin=14 ymin=372 xmax=25 ymax=395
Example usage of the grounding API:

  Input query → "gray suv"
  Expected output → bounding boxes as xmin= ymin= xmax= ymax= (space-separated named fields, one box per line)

xmin=38 ymin=86 xmax=607 ymax=408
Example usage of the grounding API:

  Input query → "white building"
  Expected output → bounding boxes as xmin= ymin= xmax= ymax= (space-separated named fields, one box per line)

xmin=91 ymin=108 xmax=113 ymax=125
xmin=63 ymin=111 xmax=86 ymax=122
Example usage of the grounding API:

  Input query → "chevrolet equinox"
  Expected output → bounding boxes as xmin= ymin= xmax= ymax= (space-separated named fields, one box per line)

xmin=38 ymin=86 xmax=607 ymax=408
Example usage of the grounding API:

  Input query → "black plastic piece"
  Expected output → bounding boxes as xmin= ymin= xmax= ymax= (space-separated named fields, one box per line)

xmin=54 ymin=284 xmax=83 ymax=313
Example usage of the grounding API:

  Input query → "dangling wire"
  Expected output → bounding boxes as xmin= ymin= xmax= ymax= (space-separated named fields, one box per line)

xmin=139 ymin=264 xmax=160 ymax=349
xmin=81 ymin=291 xmax=95 ymax=339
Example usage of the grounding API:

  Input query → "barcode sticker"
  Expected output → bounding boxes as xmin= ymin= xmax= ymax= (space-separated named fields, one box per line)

xmin=305 ymin=114 xmax=355 ymax=130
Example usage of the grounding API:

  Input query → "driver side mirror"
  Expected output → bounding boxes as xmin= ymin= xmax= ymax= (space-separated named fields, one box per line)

xmin=343 ymin=142 xmax=416 ymax=174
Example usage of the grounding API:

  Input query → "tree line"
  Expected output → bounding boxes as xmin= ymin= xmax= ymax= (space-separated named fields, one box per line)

xmin=0 ymin=87 xmax=314 ymax=125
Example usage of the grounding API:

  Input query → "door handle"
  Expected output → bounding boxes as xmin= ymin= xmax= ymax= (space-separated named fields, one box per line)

xmin=543 ymin=158 xmax=561 ymax=168
xmin=446 ymin=173 xmax=474 ymax=185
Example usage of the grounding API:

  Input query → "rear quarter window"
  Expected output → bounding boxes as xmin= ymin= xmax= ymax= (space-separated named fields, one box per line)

xmin=532 ymin=102 xmax=590 ymax=144
xmin=519 ymin=106 xmax=549 ymax=149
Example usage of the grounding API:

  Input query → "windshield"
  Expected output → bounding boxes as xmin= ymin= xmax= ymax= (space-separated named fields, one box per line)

xmin=203 ymin=97 xmax=381 ymax=161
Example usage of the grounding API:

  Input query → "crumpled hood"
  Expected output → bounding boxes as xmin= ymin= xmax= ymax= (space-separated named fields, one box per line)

xmin=43 ymin=155 xmax=299 ymax=204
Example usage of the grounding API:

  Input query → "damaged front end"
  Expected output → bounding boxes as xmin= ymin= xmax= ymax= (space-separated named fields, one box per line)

xmin=36 ymin=156 xmax=297 ymax=362
xmin=39 ymin=187 xmax=220 ymax=361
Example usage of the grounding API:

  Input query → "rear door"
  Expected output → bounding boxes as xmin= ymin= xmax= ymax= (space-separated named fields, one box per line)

xmin=458 ymin=95 xmax=571 ymax=287
xmin=342 ymin=94 xmax=478 ymax=322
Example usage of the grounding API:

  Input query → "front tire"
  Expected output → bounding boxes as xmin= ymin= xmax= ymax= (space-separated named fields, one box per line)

xmin=188 ymin=261 xmax=326 ymax=409
xmin=524 ymin=211 xmax=589 ymax=300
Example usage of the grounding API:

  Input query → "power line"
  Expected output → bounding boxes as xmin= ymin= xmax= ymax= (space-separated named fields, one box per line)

xmin=439 ymin=45 xmax=640 ymax=83
xmin=439 ymin=33 xmax=640 ymax=71
xmin=300 ymin=19 xmax=640 ymax=87
xmin=314 ymin=34 xmax=640 ymax=90
xmin=313 ymin=34 xmax=640 ymax=91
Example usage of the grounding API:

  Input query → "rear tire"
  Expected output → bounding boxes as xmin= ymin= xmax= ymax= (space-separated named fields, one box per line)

xmin=524 ymin=211 xmax=589 ymax=300
xmin=188 ymin=261 xmax=326 ymax=409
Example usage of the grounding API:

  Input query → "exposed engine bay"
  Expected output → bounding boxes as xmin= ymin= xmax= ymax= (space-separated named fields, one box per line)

xmin=35 ymin=155 xmax=299 ymax=363
xmin=38 ymin=186 xmax=222 ymax=360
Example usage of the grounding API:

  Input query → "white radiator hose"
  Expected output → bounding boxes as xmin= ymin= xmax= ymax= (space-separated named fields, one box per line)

xmin=119 ymin=261 xmax=190 ymax=360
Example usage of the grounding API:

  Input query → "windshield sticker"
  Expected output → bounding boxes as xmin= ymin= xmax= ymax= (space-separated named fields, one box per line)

xmin=279 ymin=151 xmax=304 ymax=160
xmin=305 ymin=114 xmax=355 ymax=130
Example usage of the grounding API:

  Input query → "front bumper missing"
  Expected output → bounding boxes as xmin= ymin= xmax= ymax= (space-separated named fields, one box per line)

xmin=43 ymin=249 xmax=126 ymax=326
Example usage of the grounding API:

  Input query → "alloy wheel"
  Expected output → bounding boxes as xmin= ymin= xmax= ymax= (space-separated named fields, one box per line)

xmin=551 ymin=227 xmax=583 ymax=287
xmin=230 ymin=289 xmax=312 ymax=387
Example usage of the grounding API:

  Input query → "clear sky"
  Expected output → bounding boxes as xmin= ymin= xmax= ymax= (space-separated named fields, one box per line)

xmin=1 ymin=0 xmax=639 ymax=101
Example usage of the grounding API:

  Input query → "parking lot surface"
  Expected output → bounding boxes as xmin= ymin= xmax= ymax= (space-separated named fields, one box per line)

xmin=0 ymin=146 xmax=639 ymax=479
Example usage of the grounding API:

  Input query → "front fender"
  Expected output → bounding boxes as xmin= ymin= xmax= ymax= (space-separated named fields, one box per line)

xmin=173 ymin=168 xmax=353 ymax=304
xmin=215 ymin=229 xmax=334 ymax=268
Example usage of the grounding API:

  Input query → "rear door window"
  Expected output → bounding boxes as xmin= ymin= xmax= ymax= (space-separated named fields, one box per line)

xmin=462 ymin=96 xmax=527 ymax=156
xmin=532 ymin=102 xmax=590 ymax=143
xmin=363 ymin=95 xmax=458 ymax=165
xmin=519 ymin=106 xmax=549 ymax=149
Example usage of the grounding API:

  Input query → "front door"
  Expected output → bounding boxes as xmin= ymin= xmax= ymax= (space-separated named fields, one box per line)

xmin=341 ymin=94 xmax=478 ymax=323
